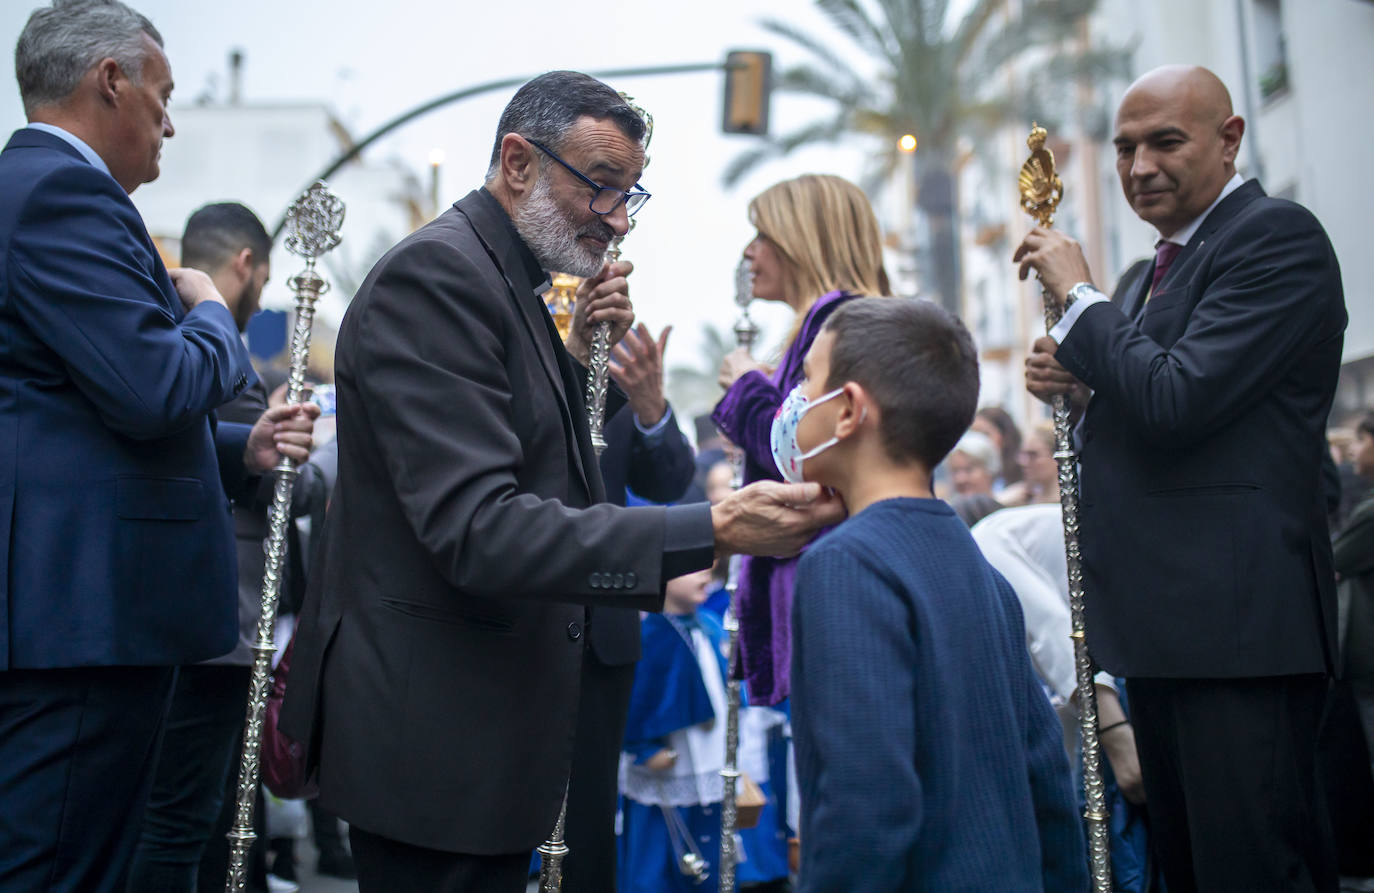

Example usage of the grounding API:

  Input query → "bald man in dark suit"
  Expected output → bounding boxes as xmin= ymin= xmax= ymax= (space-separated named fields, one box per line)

xmin=1015 ymin=66 xmax=1345 ymax=892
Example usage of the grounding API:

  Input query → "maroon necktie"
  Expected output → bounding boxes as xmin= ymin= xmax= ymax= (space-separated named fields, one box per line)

xmin=1150 ymin=241 xmax=1183 ymax=296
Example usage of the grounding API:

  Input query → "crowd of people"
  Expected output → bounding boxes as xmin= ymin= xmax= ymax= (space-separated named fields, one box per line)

xmin=2 ymin=2 xmax=1370 ymax=893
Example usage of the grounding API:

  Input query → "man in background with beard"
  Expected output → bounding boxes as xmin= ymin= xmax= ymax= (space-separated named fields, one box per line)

xmin=281 ymin=70 xmax=842 ymax=892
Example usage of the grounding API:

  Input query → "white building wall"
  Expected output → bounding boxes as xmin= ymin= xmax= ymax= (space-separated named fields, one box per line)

xmin=133 ymin=103 xmax=425 ymax=333
xmin=1279 ymin=0 xmax=1374 ymax=364
xmin=964 ymin=0 xmax=1373 ymax=431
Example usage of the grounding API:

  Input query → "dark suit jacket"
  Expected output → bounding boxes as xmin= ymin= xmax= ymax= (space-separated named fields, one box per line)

xmin=280 ymin=188 xmax=713 ymax=855
xmin=0 ymin=127 xmax=254 ymax=670
xmin=591 ymin=405 xmax=695 ymax=665
xmin=1056 ymin=179 xmax=1346 ymax=679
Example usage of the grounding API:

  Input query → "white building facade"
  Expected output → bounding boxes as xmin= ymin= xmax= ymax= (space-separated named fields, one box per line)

xmin=956 ymin=0 xmax=1374 ymax=428
xmin=133 ymin=100 xmax=429 ymax=375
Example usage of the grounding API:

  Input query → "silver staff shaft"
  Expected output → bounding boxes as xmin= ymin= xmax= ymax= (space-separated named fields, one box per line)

xmin=536 ymin=790 xmax=570 ymax=893
xmin=225 ymin=183 xmax=343 ymax=893
xmin=538 ymin=230 xmax=623 ymax=893
xmin=719 ymin=259 xmax=758 ymax=893
xmin=718 ymin=550 xmax=744 ymax=893
xmin=585 ymin=321 xmax=612 ymax=454
xmin=541 ymin=93 xmax=652 ymax=891
xmin=1041 ymin=287 xmax=1112 ymax=893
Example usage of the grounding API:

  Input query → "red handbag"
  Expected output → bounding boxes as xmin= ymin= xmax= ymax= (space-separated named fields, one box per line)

xmin=261 ymin=633 xmax=318 ymax=800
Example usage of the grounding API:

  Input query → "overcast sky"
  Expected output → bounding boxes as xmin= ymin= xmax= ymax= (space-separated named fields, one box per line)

xmin=3 ymin=0 xmax=907 ymax=398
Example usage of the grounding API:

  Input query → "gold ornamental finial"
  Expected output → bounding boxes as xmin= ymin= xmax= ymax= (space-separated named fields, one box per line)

xmin=546 ymin=272 xmax=581 ymax=342
xmin=1018 ymin=123 xmax=1063 ymax=228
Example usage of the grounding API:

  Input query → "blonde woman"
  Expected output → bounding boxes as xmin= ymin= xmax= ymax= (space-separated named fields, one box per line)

xmin=711 ymin=173 xmax=890 ymax=707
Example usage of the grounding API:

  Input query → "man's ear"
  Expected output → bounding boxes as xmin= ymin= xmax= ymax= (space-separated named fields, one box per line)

xmin=231 ymin=246 xmax=254 ymax=282
xmin=499 ymin=133 xmax=538 ymax=194
xmin=1219 ymin=114 xmax=1245 ymax=165
xmin=835 ymin=382 xmax=869 ymax=439
xmin=94 ymin=57 xmax=122 ymax=106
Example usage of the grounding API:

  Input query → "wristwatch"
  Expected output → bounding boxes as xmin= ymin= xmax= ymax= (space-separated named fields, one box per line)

xmin=1066 ymin=281 xmax=1101 ymax=307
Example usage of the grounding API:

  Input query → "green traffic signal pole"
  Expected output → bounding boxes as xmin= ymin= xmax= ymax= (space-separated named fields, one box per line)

xmin=271 ymin=60 xmax=730 ymax=241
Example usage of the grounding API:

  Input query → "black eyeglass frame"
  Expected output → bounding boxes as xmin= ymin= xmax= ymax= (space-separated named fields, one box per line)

xmin=525 ymin=138 xmax=651 ymax=218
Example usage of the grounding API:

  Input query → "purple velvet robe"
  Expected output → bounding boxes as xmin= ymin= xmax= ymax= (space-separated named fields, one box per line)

xmin=711 ymin=290 xmax=854 ymax=704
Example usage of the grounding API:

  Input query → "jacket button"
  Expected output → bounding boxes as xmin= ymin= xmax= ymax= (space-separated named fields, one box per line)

xmin=625 ymin=572 xmax=637 ymax=588
xmin=589 ymin=573 xmax=601 ymax=589
xmin=567 ymin=621 xmax=582 ymax=641
xmin=613 ymin=573 xmax=624 ymax=589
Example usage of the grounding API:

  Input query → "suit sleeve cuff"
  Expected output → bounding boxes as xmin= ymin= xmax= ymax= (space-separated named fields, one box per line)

xmin=1048 ymin=286 xmax=1109 ymax=344
xmin=634 ymin=405 xmax=673 ymax=438
xmin=661 ymin=502 xmax=715 ymax=581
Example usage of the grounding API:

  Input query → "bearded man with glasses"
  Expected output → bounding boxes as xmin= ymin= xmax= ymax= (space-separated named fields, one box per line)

xmin=281 ymin=70 xmax=842 ymax=893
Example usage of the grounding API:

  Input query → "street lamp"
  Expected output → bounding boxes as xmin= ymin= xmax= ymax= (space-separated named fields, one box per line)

xmin=898 ymin=133 xmax=918 ymax=153
xmin=428 ymin=148 xmax=445 ymax=216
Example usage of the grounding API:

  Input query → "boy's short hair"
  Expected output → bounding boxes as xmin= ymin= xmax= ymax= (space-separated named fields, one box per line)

xmin=823 ymin=297 xmax=979 ymax=470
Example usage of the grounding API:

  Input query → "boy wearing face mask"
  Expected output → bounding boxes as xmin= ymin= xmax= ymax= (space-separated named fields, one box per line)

xmin=779 ymin=298 xmax=1086 ymax=892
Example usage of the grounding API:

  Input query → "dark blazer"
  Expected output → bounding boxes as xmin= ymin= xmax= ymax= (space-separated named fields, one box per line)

xmin=1056 ymin=179 xmax=1346 ymax=679
xmin=0 ymin=128 xmax=254 ymax=670
xmin=280 ymin=188 xmax=713 ymax=855
xmin=591 ymin=405 xmax=696 ymax=665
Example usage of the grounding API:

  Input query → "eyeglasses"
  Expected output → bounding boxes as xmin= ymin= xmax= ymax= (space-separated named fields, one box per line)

xmin=525 ymin=138 xmax=651 ymax=218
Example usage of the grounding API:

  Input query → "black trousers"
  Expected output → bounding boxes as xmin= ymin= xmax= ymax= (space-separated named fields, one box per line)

xmin=0 ymin=665 xmax=174 ymax=893
xmin=561 ymin=654 xmax=636 ymax=893
xmin=349 ymin=826 xmax=530 ymax=893
xmin=1127 ymin=674 xmax=1337 ymax=893
xmin=127 ymin=664 xmax=252 ymax=892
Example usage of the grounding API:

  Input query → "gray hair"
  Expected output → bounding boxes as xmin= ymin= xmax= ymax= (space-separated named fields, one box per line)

xmin=484 ymin=70 xmax=646 ymax=182
xmin=952 ymin=430 xmax=1001 ymax=476
xmin=15 ymin=0 xmax=163 ymax=116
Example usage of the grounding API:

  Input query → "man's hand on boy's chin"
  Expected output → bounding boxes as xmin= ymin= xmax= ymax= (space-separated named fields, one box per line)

xmin=711 ymin=481 xmax=846 ymax=558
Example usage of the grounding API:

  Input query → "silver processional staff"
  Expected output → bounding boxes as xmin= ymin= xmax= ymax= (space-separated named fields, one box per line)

xmin=224 ymin=181 xmax=344 ymax=893
xmin=718 ymin=256 xmax=759 ymax=893
xmin=537 ymin=93 xmax=655 ymax=893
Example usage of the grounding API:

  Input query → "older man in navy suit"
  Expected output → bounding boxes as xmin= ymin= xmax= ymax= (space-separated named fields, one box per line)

xmin=0 ymin=3 xmax=315 ymax=890
xmin=1015 ymin=66 xmax=1346 ymax=892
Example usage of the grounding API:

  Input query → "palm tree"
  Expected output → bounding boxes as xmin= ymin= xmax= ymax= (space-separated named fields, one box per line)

xmin=724 ymin=0 xmax=1126 ymax=315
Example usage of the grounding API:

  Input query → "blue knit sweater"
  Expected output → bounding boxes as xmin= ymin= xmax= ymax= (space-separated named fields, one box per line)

xmin=791 ymin=498 xmax=1087 ymax=892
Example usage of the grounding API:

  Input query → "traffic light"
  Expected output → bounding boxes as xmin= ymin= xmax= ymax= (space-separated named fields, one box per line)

xmin=722 ymin=51 xmax=772 ymax=136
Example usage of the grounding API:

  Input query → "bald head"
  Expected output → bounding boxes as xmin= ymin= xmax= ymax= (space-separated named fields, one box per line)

xmin=1112 ymin=65 xmax=1245 ymax=238
xmin=1122 ymin=65 xmax=1234 ymax=128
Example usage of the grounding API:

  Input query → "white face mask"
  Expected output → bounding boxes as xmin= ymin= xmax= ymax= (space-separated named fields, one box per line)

xmin=770 ymin=385 xmax=846 ymax=484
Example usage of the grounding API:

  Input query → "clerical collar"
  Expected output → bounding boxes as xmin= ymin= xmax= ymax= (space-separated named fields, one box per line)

xmin=477 ymin=186 xmax=551 ymax=296
xmin=1156 ymin=171 xmax=1245 ymax=248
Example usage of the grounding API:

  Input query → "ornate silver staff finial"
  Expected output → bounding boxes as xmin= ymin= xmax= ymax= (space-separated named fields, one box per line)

xmin=285 ymin=180 xmax=346 ymax=262
xmin=732 ymin=258 xmax=758 ymax=351
xmin=225 ymin=180 xmax=344 ymax=893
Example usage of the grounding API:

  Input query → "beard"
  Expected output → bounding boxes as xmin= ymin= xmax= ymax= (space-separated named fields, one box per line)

xmin=232 ymin=284 xmax=261 ymax=333
xmin=513 ymin=172 xmax=614 ymax=279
